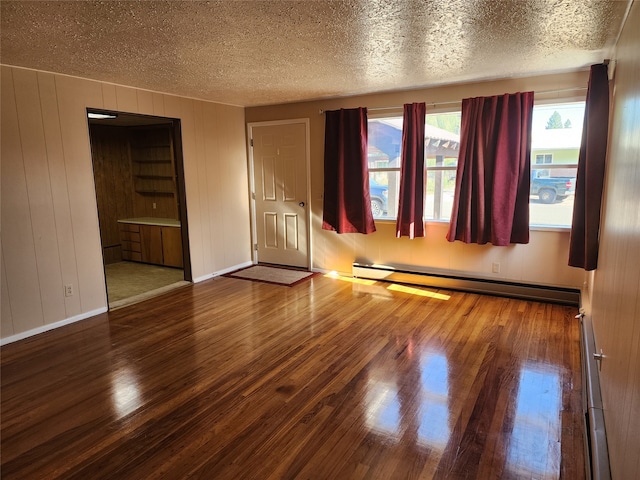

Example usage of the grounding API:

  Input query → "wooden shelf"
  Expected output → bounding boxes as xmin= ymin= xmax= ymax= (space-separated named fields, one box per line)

xmin=135 ymin=190 xmax=175 ymax=196
xmin=128 ymin=126 xmax=179 ymax=218
xmin=132 ymin=159 xmax=172 ymax=164
xmin=130 ymin=143 xmax=171 ymax=148
xmin=135 ymin=175 xmax=174 ymax=180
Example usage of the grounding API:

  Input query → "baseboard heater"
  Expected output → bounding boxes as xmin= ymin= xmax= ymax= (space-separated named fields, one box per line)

xmin=580 ymin=313 xmax=611 ymax=480
xmin=352 ymin=263 xmax=580 ymax=305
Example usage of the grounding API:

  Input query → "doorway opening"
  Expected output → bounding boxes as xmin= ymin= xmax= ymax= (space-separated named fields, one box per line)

xmin=87 ymin=109 xmax=192 ymax=309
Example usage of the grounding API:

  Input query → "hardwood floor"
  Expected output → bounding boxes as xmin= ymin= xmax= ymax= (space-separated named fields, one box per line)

xmin=0 ymin=274 xmax=585 ymax=479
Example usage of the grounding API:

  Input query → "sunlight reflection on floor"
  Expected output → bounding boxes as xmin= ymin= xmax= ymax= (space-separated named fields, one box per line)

xmin=325 ymin=272 xmax=450 ymax=300
xmin=111 ymin=367 xmax=142 ymax=420
xmin=506 ymin=363 xmax=562 ymax=479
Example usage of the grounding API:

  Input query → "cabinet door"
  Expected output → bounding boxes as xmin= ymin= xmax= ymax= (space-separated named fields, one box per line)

xmin=119 ymin=223 xmax=142 ymax=262
xmin=140 ymin=225 xmax=163 ymax=265
xmin=161 ymin=227 xmax=183 ymax=268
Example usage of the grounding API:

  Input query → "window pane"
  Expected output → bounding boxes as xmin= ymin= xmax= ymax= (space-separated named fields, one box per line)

xmin=368 ymin=117 xmax=403 ymax=219
xmin=368 ymin=118 xmax=402 ymax=170
xmin=369 ymin=171 xmax=398 ymax=220
xmin=367 ymin=113 xmax=461 ymax=221
xmin=530 ymin=103 xmax=585 ymax=227
xmin=425 ymin=169 xmax=455 ymax=221
xmin=530 ymin=166 xmax=578 ymax=226
xmin=425 ymin=113 xmax=461 ymax=221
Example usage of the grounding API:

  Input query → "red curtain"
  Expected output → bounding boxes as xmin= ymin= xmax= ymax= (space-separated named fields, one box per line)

xmin=322 ymin=107 xmax=376 ymax=234
xmin=569 ymin=64 xmax=610 ymax=270
xmin=396 ymin=103 xmax=426 ymax=239
xmin=447 ymin=92 xmax=534 ymax=246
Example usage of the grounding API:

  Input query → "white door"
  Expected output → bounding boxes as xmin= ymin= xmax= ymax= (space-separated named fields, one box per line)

xmin=251 ymin=122 xmax=308 ymax=268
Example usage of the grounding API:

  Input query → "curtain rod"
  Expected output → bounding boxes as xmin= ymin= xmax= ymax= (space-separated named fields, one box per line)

xmin=318 ymin=86 xmax=588 ymax=114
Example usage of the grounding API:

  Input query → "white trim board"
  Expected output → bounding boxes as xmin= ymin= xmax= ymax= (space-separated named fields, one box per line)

xmin=0 ymin=307 xmax=108 ymax=346
xmin=193 ymin=260 xmax=254 ymax=283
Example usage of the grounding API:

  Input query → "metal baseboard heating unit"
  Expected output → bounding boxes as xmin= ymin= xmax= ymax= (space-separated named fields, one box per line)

xmin=352 ymin=262 xmax=580 ymax=305
xmin=579 ymin=312 xmax=611 ymax=480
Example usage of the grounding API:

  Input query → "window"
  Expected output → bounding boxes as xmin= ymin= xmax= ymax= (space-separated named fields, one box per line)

xmin=534 ymin=154 xmax=552 ymax=177
xmin=368 ymin=113 xmax=460 ymax=221
xmin=367 ymin=102 xmax=584 ymax=228
xmin=367 ymin=118 xmax=401 ymax=220
xmin=535 ymin=153 xmax=553 ymax=164
xmin=530 ymin=102 xmax=585 ymax=227
xmin=424 ymin=113 xmax=460 ymax=221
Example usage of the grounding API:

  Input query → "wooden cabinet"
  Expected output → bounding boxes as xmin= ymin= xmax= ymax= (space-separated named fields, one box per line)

xmin=119 ymin=223 xmax=142 ymax=262
xmin=160 ymin=226 xmax=183 ymax=268
xmin=140 ymin=225 xmax=164 ymax=265
xmin=119 ymin=220 xmax=183 ymax=268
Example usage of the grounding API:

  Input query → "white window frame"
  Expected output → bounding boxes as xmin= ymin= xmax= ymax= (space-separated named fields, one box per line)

xmin=367 ymin=100 xmax=584 ymax=231
xmin=535 ymin=153 xmax=553 ymax=164
xmin=367 ymin=112 xmax=461 ymax=222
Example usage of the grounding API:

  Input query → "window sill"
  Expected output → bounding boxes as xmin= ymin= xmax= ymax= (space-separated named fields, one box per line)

xmin=529 ymin=225 xmax=571 ymax=232
xmin=374 ymin=218 xmax=571 ymax=232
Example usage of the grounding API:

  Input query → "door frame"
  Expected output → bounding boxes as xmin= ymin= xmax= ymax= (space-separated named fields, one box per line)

xmin=87 ymin=109 xmax=192 ymax=310
xmin=247 ymin=118 xmax=312 ymax=270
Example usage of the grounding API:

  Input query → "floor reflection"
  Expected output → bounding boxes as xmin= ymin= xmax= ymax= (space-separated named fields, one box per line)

xmin=417 ymin=352 xmax=450 ymax=449
xmin=111 ymin=367 xmax=142 ymax=419
xmin=324 ymin=272 xmax=451 ymax=301
xmin=364 ymin=345 xmax=451 ymax=451
xmin=365 ymin=380 xmax=401 ymax=440
xmin=506 ymin=363 xmax=562 ymax=479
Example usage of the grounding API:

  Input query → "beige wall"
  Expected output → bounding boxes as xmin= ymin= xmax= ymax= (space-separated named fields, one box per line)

xmin=588 ymin=2 xmax=640 ymax=477
xmin=1 ymin=65 xmax=252 ymax=341
xmin=246 ymin=72 xmax=588 ymax=287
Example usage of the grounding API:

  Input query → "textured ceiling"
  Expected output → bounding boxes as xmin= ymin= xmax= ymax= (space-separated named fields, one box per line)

xmin=0 ymin=0 xmax=630 ymax=107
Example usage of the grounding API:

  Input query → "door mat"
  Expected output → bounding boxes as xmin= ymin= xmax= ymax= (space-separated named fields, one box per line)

xmin=225 ymin=265 xmax=316 ymax=286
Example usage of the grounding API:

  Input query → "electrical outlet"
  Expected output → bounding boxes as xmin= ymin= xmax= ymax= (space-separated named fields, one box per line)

xmin=152 ymin=202 xmax=157 ymax=209
xmin=492 ymin=262 xmax=500 ymax=274
xmin=64 ymin=284 xmax=73 ymax=297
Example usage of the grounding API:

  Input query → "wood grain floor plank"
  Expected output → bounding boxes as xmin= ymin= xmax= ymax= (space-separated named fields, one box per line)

xmin=1 ymin=274 xmax=585 ymax=479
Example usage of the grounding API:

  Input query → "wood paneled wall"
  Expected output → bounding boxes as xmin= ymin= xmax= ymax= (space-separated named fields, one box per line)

xmin=89 ymin=125 xmax=135 ymax=264
xmin=589 ymin=2 xmax=640 ymax=478
xmin=129 ymin=125 xmax=180 ymax=219
xmin=1 ymin=66 xmax=251 ymax=341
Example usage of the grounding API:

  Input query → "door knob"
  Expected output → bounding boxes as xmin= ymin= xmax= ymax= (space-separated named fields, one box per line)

xmin=299 ymin=201 xmax=305 ymax=207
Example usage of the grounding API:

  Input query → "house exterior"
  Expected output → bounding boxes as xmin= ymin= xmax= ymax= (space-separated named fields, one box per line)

xmin=531 ymin=118 xmax=583 ymax=178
